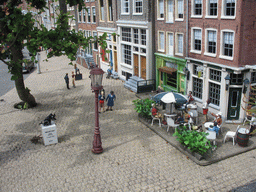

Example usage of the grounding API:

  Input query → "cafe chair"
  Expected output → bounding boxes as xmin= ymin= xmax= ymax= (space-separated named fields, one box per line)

xmin=223 ymin=125 xmax=240 ymax=145
xmin=166 ymin=117 xmax=179 ymax=132
xmin=151 ymin=114 xmax=161 ymax=127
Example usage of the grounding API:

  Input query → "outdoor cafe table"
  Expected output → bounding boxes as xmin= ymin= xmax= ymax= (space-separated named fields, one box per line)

xmin=204 ymin=122 xmax=214 ymax=128
xmin=205 ymin=130 xmax=216 ymax=145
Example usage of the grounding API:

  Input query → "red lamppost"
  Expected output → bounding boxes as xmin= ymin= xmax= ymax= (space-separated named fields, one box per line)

xmin=90 ymin=66 xmax=104 ymax=154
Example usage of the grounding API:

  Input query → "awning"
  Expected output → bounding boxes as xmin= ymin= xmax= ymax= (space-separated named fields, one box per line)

xmin=158 ymin=66 xmax=177 ymax=74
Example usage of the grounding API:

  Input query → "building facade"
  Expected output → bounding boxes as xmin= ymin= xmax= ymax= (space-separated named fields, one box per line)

xmin=154 ymin=0 xmax=188 ymax=94
xmin=186 ymin=0 xmax=256 ymax=122
xmin=116 ymin=0 xmax=155 ymax=81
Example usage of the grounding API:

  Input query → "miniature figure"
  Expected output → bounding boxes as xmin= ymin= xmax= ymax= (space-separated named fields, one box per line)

xmin=187 ymin=91 xmax=194 ymax=104
xmin=202 ymin=98 xmax=211 ymax=123
xmin=206 ymin=121 xmax=220 ymax=136
xmin=74 ymin=64 xmax=80 ymax=75
xmin=64 ymin=73 xmax=70 ymax=89
xmin=106 ymin=91 xmax=116 ymax=111
xmin=211 ymin=112 xmax=222 ymax=126
xmin=39 ymin=113 xmax=56 ymax=126
xmin=151 ymin=103 xmax=163 ymax=121
xmin=71 ymin=71 xmax=76 ymax=88
xmin=98 ymin=89 xmax=105 ymax=113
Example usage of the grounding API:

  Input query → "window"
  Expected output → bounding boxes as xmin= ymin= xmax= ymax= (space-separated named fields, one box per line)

xmin=141 ymin=29 xmax=146 ymax=45
xmin=83 ymin=9 xmax=86 ymax=22
xmin=206 ymin=30 xmax=217 ymax=54
xmin=87 ymin=7 xmax=91 ymax=23
xmin=166 ymin=0 xmax=174 ymax=22
xmin=224 ymin=0 xmax=235 ymax=16
xmin=194 ymin=0 xmax=202 ymax=16
xmin=134 ymin=29 xmax=139 ymax=44
xmin=176 ymin=34 xmax=183 ymax=55
xmin=134 ymin=0 xmax=143 ymax=14
xmin=108 ymin=0 xmax=113 ymax=21
xmin=210 ymin=69 xmax=222 ymax=82
xmin=122 ymin=44 xmax=132 ymax=65
xmin=99 ymin=0 xmax=104 ymax=20
xmin=192 ymin=29 xmax=201 ymax=51
xmin=230 ymin=73 xmax=243 ymax=85
xmin=93 ymin=32 xmax=98 ymax=50
xmin=122 ymin=28 xmax=131 ymax=42
xmin=208 ymin=0 xmax=217 ymax=16
xmin=221 ymin=31 xmax=234 ymax=58
xmin=193 ymin=64 xmax=204 ymax=77
xmin=176 ymin=0 xmax=184 ymax=19
xmin=209 ymin=82 xmax=221 ymax=106
xmin=158 ymin=31 xmax=165 ymax=51
xmin=167 ymin=72 xmax=177 ymax=88
xmin=193 ymin=77 xmax=203 ymax=99
xmin=92 ymin=7 xmax=96 ymax=23
xmin=167 ymin=32 xmax=174 ymax=56
xmin=251 ymin=72 xmax=256 ymax=83
xmin=158 ymin=0 xmax=164 ymax=19
xmin=122 ymin=0 xmax=129 ymax=14
xmin=78 ymin=11 xmax=82 ymax=22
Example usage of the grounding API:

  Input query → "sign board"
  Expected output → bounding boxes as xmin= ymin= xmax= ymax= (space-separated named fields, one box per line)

xmin=166 ymin=62 xmax=177 ymax=69
xmin=41 ymin=123 xmax=58 ymax=146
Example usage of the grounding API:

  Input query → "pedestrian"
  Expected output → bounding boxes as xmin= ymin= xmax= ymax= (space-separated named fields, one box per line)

xmin=203 ymin=98 xmax=211 ymax=123
xmin=106 ymin=91 xmax=116 ymax=111
xmin=71 ymin=71 xmax=76 ymax=88
xmin=64 ymin=73 xmax=70 ymax=89
xmin=98 ymin=90 xmax=105 ymax=113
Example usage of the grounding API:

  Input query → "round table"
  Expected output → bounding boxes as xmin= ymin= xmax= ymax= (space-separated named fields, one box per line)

xmin=204 ymin=122 xmax=214 ymax=128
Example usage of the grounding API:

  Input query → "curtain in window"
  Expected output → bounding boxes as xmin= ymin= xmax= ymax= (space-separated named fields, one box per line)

xmin=208 ymin=31 xmax=216 ymax=42
xmin=194 ymin=0 xmax=202 ymax=4
xmin=159 ymin=0 xmax=164 ymax=14
xmin=168 ymin=33 xmax=173 ymax=46
xmin=167 ymin=0 xmax=173 ymax=13
xmin=178 ymin=34 xmax=183 ymax=53
xmin=194 ymin=30 xmax=201 ymax=40
xmin=160 ymin=32 xmax=164 ymax=50
xmin=224 ymin=32 xmax=234 ymax=44
xmin=226 ymin=0 xmax=235 ymax=3
xmin=209 ymin=0 xmax=217 ymax=3
xmin=178 ymin=0 xmax=183 ymax=14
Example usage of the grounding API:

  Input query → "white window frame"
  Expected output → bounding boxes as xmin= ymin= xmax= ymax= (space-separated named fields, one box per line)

xmin=190 ymin=27 xmax=202 ymax=54
xmin=220 ymin=29 xmax=235 ymax=60
xmin=204 ymin=28 xmax=217 ymax=57
xmin=175 ymin=0 xmax=184 ymax=21
xmin=78 ymin=10 xmax=82 ymax=23
xmin=166 ymin=0 xmax=174 ymax=23
xmin=121 ymin=0 xmax=130 ymax=15
xmin=166 ymin=32 xmax=174 ymax=56
xmin=99 ymin=0 xmax=104 ymax=21
xmin=92 ymin=6 xmax=96 ymax=23
xmin=205 ymin=0 xmax=218 ymax=18
xmin=93 ymin=31 xmax=98 ymax=51
xmin=157 ymin=0 xmax=164 ymax=20
xmin=107 ymin=0 xmax=113 ymax=21
xmin=191 ymin=0 xmax=203 ymax=18
xmin=175 ymin=33 xmax=184 ymax=56
xmin=87 ymin=7 xmax=91 ymax=23
xmin=158 ymin=31 xmax=165 ymax=52
xmin=133 ymin=0 xmax=143 ymax=15
xmin=221 ymin=0 xmax=236 ymax=19
xmin=82 ymin=8 xmax=86 ymax=23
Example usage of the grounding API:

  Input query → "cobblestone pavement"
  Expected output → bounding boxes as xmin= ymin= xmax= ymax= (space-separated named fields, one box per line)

xmin=1 ymin=52 xmax=256 ymax=191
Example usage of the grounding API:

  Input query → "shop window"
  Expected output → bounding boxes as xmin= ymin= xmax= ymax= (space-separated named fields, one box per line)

xmin=122 ymin=28 xmax=132 ymax=42
xmin=193 ymin=64 xmax=203 ymax=77
xmin=230 ymin=73 xmax=243 ymax=85
xmin=166 ymin=72 xmax=177 ymax=88
xmin=134 ymin=29 xmax=139 ymax=44
xmin=251 ymin=72 xmax=256 ymax=83
xmin=193 ymin=77 xmax=203 ymax=99
xmin=209 ymin=82 xmax=221 ymax=106
xmin=210 ymin=69 xmax=221 ymax=82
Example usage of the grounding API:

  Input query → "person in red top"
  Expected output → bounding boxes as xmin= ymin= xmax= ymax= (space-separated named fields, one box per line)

xmin=151 ymin=104 xmax=163 ymax=120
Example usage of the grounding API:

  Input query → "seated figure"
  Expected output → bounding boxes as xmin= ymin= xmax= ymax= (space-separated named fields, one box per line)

xmin=206 ymin=121 xmax=220 ymax=135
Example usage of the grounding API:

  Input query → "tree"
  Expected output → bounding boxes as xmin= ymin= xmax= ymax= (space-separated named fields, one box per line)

xmin=0 ymin=0 xmax=107 ymax=108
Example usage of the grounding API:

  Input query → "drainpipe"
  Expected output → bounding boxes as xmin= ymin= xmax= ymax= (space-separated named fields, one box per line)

xmin=185 ymin=0 xmax=189 ymax=94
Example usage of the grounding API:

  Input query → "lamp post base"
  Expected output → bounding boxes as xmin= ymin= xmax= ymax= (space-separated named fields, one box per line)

xmin=92 ymin=127 xmax=103 ymax=154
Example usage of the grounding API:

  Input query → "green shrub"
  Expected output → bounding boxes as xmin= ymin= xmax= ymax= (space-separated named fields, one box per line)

xmin=133 ymin=98 xmax=155 ymax=119
xmin=173 ymin=126 xmax=213 ymax=155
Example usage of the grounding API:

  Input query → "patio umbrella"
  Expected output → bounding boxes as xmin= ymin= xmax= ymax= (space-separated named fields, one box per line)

xmin=161 ymin=92 xmax=188 ymax=105
xmin=151 ymin=92 xmax=168 ymax=104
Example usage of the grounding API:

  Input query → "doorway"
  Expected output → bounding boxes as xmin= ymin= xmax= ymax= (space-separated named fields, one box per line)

xmin=227 ymin=88 xmax=242 ymax=120
xmin=134 ymin=54 xmax=139 ymax=76
xmin=141 ymin=56 xmax=146 ymax=79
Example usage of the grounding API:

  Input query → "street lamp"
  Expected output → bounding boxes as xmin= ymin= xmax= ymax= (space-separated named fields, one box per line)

xmin=225 ymin=74 xmax=231 ymax=91
xmin=243 ymin=78 xmax=250 ymax=94
xmin=90 ymin=66 xmax=104 ymax=154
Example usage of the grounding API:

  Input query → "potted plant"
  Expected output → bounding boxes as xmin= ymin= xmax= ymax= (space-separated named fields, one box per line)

xmin=133 ymin=98 xmax=155 ymax=120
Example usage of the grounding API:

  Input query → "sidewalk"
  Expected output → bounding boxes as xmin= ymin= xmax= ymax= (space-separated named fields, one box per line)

xmin=0 ymin=51 xmax=256 ymax=191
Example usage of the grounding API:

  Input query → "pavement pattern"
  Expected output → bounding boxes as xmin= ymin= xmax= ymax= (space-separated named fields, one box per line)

xmin=0 ymin=51 xmax=256 ymax=191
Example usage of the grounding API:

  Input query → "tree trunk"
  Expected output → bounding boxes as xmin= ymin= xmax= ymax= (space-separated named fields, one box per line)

xmin=11 ymin=44 xmax=37 ymax=108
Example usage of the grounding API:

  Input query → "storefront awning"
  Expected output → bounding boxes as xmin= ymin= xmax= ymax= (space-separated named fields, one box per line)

xmin=158 ymin=66 xmax=177 ymax=74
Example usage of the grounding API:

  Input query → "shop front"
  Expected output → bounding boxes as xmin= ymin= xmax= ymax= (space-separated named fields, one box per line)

xmin=155 ymin=53 xmax=187 ymax=94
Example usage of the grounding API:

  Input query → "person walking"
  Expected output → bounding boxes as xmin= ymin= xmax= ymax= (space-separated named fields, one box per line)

xmin=64 ymin=73 xmax=70 ymax=89
xmin=106 ymin=91 xmax=116 ymax=111
xmin=71 ymin=71 xmax=76 ymax=88
xmin=98 ymin=90 xmax=105 ymax=113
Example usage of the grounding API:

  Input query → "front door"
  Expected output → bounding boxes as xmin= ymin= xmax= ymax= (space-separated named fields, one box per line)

xmin=141 ymin=56 xmax=146 ymax=80
xmin=114 ymin=50 xmax=118 ymax=72
xmin=227 ymin=88 xmax=242 ymax=120
xmin=134 ymin=54 xmax=139 ymax=76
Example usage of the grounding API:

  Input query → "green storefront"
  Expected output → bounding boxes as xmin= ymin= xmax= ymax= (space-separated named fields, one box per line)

xmin=155 ymin=53 xmax=187 ymax=94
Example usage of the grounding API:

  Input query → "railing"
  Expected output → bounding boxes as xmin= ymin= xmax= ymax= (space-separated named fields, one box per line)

xmin=137 ymin=79 xmax=156 ymax=93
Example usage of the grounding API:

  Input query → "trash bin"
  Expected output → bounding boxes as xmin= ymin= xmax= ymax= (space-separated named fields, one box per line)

xmin=41 ymin=121 xmax=58 ymax=146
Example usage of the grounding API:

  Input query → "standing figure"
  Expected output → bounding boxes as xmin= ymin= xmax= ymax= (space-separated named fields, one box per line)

xmin=106 ymin=91 xmax=116 ymax=111
xmin=203 ymin=98 xmax=211 ymax=123
xmin=187 ymin=91 xmax=194 ymax=104
xmin=64 ymin=73 xmax=70 ymax=89
xmin=71 ymin=71 xmax=76 ymax=88
xmin=98 ymin=90 xmax=105 ymax=113
xmin=74 ymin=64 xmax=80 ymax=75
